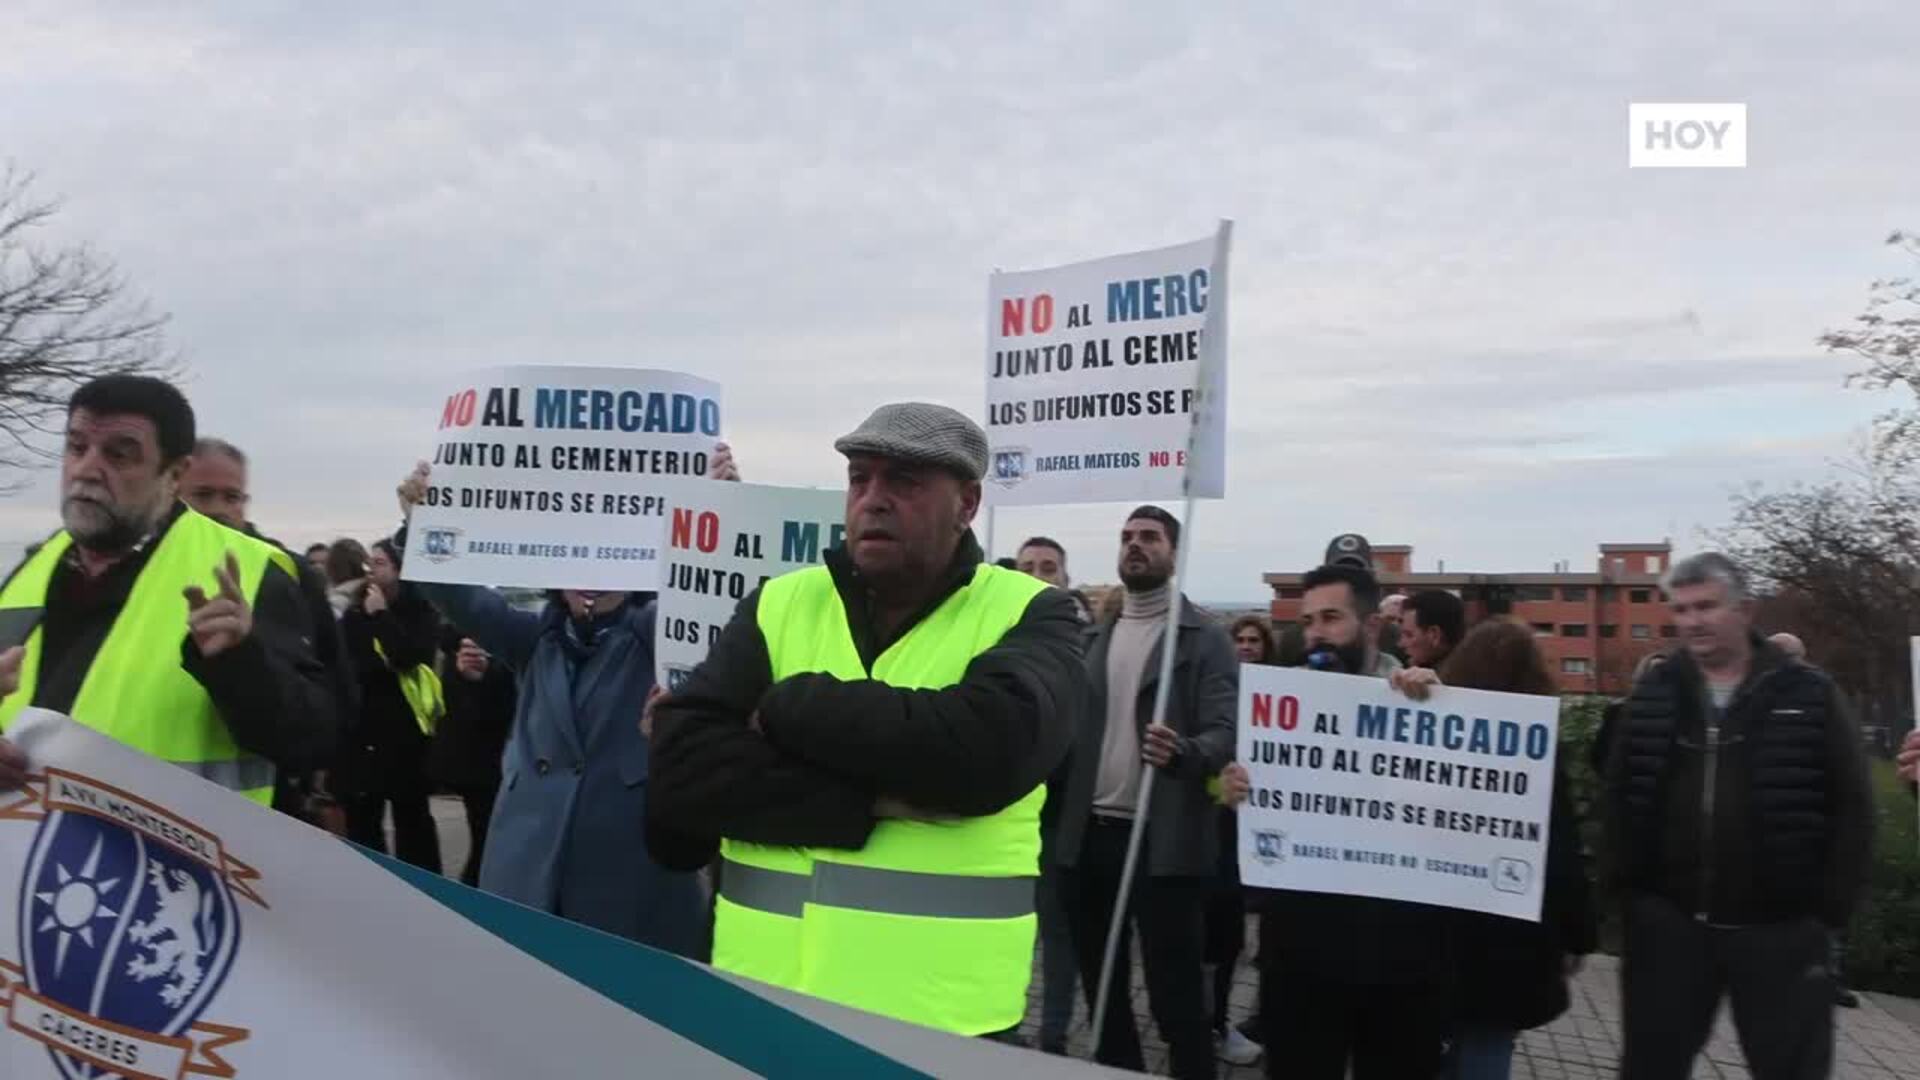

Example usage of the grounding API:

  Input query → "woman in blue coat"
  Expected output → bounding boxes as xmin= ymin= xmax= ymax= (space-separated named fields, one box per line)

xmin=392 ymin=468 xmax=706 ymax=958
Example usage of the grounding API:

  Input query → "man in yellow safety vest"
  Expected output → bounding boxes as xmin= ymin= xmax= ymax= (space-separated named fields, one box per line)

xmin=0 ymin=376 xmax=337 ymax=802
xmin=647 ymin=402 xmax=1085 ymax=1039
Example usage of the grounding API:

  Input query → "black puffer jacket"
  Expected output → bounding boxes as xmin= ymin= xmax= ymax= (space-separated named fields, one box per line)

xmin=1606 ymin=636 xmax=1874 ymax=926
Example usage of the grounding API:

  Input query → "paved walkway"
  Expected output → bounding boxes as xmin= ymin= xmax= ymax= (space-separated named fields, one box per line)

xmin=422 ymin=799 xmax=1920 ymax=1078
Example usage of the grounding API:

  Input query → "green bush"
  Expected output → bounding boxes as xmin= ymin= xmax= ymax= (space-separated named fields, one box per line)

xmin=1845 ymin=761 xmax=1920 ymax=996
xmin=1558 ymin=696 xmax=1622 ymax=951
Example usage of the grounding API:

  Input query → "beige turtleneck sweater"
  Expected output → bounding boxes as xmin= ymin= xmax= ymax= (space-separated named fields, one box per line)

xmin=1092 ymin=583 xmax=1171 ymax=816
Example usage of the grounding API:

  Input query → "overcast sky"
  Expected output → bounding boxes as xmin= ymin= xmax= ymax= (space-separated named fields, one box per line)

xmin=6 ymin=2 xmax=1917 ymax=600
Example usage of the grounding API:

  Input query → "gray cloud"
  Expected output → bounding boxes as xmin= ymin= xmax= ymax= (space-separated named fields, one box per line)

xmin=4 ymin=0 xmax=1917 ymax=599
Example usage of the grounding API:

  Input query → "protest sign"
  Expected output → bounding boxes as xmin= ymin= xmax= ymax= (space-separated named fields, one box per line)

xmin=654 ymin=480 xmax=845 ymax=691
xmin=402 ymin=366 xmax=722 ymax=591
xmin=984 ymin=227 xmax=1229 ymax=506
xmin=1235 ymin=665 xmax=1560 ymax=921
xmin=0 ymin=710 xmax=1126 ymax=1079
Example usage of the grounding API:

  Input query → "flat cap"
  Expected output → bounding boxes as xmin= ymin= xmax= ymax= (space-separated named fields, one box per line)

xmin=834 ymin=402 xmax=989 ymax=480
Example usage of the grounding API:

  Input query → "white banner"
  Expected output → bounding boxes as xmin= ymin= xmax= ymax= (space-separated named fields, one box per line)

xmin=0 ymin=710 xmax=1127 ymax=1079
xmin=1236 ymin=666 xmax=1560 ymax=921
xmin=983 ymin=227 xmax=1229 ymax=506
xmin=401 ymin=365 xmax=722 ymax=591
xmin=655 ymin=481 xmax=846 ymax=691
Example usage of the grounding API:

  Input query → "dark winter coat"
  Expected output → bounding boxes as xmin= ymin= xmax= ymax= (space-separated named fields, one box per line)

xmin=1606 ymin=636 xmax=1875 ymax=926
xmin=338 ymin=584 xmax=440 ymax=796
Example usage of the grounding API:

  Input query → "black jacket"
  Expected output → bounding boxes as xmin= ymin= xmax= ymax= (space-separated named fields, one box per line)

xmin=14 ymin=503 xmax=338 ymax=773
xmin=339 ymin=584 xmax=441 ymax=795
xmin=1606 ymin=637 xmax=1874 ymax=926
xmin=1449 ymin=756 xmax=1598 ymax=1031
xmin=1250 ymin=657 xmax=1454 ymax=986
xmin=646 ymin=532 xmax=1084 ymax=870
xmin=248 ymin=525 xmax=354 ymax=769
xmin=429 ymin=624 xmax=516 ymax=790
xmin=1051 ymin=596 xmax=1238 ymax=878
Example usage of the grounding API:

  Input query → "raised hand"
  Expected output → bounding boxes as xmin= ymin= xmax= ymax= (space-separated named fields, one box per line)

xmin=397 ymin=461 xmax=431 ymax=518
xmin=184 ymin=552 xmax=253 ymax=658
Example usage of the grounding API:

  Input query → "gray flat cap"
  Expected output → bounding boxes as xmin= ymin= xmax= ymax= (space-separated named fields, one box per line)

xmin=834 ymin=402 xmax=989 ymax=480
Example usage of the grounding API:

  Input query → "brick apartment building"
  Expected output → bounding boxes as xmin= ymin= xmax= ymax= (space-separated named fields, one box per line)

xmin=1263 ymin=542 xmax=1679 ymax=696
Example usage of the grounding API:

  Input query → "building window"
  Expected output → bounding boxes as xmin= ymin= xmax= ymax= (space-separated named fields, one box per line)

xmin=1516 ymin=585 xmax=1554 ymax=602
xmin=1599 ymin=624 xmax=1619 ymax=638
xmin=1599 ymin=586 xmax=1618 ymax=602
xmin=1277 ymin=587 xmax=1302 ymax=599
xmin=1629 ymin=589 xmax=1652 ymax=604
xmin=1531 ymin=623 xmax=1555 ymax=637
xmin=1561 ymin=658 xmax=1592 ymax=675
xmin=1660 ymin=625 xmax=1678 ymax=638
xmin=1631 ymin=625 xmax=1653 ymax=640
xmin=1560 ymin=586 xmax=1589 ymax=601
xmin=1646 ymin=554 xmax=1664 ymax=573
xmin=1561 ymin=624 xmax=1589 ymax=638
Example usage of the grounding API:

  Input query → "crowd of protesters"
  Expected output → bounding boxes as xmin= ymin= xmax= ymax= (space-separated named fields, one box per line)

xmin=2 ymin=375 xmax=1918 ymax=1080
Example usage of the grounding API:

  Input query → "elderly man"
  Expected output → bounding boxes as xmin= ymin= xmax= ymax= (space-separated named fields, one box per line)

xmin=1608 ymin=554 xmax=1873 ymax=1080
xmin=0 ymin=376 xmax=335 ymax=799
xmin=647 ymin=402 xmax=1084 ymax=1038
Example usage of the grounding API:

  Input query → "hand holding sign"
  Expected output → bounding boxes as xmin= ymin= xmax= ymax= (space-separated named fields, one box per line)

xmin=1217 ymin=761 xmax=1250 ymax=807
xmin=708 ymin=442 xmax=740 ymax=482
xmin=184 ymin=553 xmax=254 ymax=659
xmin=397 ymin=461 xmax=431 ymax=519
xmin=1898 ymin=729 xmax=1920 ymax=786
xmin=1390 ymin=667 xmax=1442 ymax=701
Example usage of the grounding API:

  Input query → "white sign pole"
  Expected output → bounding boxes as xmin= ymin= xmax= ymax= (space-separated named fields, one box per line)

xmin=1089 ymin=220 xmax=1232 ymax=1052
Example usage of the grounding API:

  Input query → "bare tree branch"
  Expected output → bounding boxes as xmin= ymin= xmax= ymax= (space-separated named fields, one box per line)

xmin=0 ymin=165 xmax=179 ymax=492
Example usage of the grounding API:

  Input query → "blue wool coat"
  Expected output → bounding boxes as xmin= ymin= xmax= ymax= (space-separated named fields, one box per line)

xmin=416 ymin=583 xmax=705 ymax=958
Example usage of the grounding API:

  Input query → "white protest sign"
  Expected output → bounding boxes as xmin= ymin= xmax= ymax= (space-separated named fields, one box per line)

xmin=984 ymin=227 xmax=1229 ymax=506
xmin=1236 ymin=665 xmax=1560 ymax=921
xmin=0 ymin=711 xmax=1129 ymax=1080
xmin=402 ymin=366 xmax=722 ymax=591
xmin=655 ymin=480 xmax=846 ymax=691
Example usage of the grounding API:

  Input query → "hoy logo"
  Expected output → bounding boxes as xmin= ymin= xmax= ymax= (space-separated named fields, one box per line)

xmin=1629 ymin=103 xmax=1747 ymax=168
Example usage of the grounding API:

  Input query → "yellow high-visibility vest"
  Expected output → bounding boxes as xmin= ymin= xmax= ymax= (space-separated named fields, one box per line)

xmin=713 ymin=561 xmax=1048 ymax=1036
xmin=0 ymin=508 xmax=293 ymax=803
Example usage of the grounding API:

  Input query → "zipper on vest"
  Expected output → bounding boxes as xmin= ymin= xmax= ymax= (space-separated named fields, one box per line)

xmin=1698 ymin=711 xmax=1718 ymax=920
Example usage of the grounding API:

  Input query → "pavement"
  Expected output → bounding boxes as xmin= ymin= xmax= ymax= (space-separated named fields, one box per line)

xmin=419 ymin=798 xmax=1920 ymax=1079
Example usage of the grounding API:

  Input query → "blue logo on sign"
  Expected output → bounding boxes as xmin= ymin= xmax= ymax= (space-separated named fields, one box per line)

xmin=422 ymin=527 xmax=462 ymax=562
xmin=5 ymin=771 xmax=256 ymax=1079
xmin=1252 ymin=830 xmax=1287 ymax=865
xmin=989 ymin=448 xmax=1029 ymax=488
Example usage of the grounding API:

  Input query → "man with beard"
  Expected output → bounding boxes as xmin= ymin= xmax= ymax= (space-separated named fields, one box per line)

xmin=647 ymin=402 xmax=1084 ymax=1038
xmin=1225 ymin=562 xmax=1446 ymax=1080
xmin=181 ymin=437 xmax=353 ymax=825
xmin=1051 ymin=505 xmax=1237 ymax=1080
xmin=0 ymin=376 xmax=335 ymax=801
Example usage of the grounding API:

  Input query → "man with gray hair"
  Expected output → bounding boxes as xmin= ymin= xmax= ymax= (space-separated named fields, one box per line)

xmin=648 ymin=402 xmax=1084 ymax=1039
xmin=1606 ymin=552 xmax=1873 ymax=1080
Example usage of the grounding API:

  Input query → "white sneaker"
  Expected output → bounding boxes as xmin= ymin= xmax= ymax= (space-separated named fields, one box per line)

xmin=1216 ymin=1027 xmax=1263 ymax=1066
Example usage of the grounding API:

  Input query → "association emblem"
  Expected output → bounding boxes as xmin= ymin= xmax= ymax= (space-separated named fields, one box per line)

xmin=1 ymin=769 xmax=261 ymax=1079
xmin=421 ymin=527 xmax=463 ymax=563
xmin=1251 ymin=829 xmax=1288 ymax=865
xmin=988 ymin=447 xmax=1029 ymax=488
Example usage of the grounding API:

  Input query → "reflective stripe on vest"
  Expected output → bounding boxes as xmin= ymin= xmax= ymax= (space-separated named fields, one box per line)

xmin=721 ymin=857 xmax=1035 ymax=921
xmin=0 ymin=510 xmax=289 ymax=804
xmin=714 ymin=562 xmax=1048 ymax=1036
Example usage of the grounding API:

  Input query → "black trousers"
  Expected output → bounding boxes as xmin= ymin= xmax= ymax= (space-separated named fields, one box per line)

xmin=1064 ymin=816 xmax=1214 ymax=1080
xmin=346 ymin=789 xmax=443 ymax=874
xmin=451 ymin=783 xmax=498 ymax=887
xmin=1257 ymin=931 xmax=1446 ymax=1080
xmin=1620 ymin=893 xmax=1834 ymax=1080
xmin=1202 ymin=880 xmax=1245 ymax=1033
